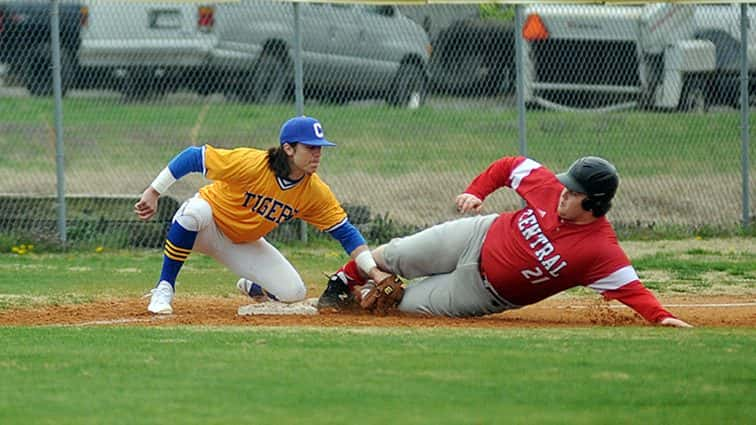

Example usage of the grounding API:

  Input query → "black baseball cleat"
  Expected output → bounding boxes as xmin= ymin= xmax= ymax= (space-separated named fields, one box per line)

xmin=317 ymin=273 xmax=355 ymax=310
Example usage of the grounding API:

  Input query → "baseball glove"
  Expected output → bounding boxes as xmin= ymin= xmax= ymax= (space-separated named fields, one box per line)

xmin=360 ymin=275 xmax=404 ymax=315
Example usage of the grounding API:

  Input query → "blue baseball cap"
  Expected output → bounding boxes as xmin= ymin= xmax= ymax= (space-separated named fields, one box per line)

xmin=279 ymin=116 xmax=336 ymax=147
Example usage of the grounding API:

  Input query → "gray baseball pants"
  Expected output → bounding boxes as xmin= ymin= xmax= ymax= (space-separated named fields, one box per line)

xmin=381 ymin=214 xmax=518 ymax=317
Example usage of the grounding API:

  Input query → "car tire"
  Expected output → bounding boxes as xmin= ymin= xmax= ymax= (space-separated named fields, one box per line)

xmin=248 ymin=52 xmax=292 ymax=104
xmin=24 ymin=43 xmax=75 ymax=97
xmin=493 ymin=63 xmax=515 ymax=96
xmin=387 ymin=62 xmax=427 ymax=109
xmin=679 ymin=76 xmax=708 ymax=113
xmin=121 ymin=68 xmax=152 ymax=102
xmin=695 ymin=30 xmax=740 ymax=106
xmin=120 ymin=67 xmax=169 ymax=102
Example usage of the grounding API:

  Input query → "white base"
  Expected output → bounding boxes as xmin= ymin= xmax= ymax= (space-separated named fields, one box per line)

xmin=237 ymin=298 xmax=319 ymax=316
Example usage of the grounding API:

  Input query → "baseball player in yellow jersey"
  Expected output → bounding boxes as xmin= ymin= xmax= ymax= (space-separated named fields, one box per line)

xmin=134 ymin=116 xmax=387 ymax=314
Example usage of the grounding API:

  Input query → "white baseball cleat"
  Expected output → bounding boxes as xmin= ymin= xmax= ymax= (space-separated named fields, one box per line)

xmin=236 ymin=278 xmax=254 ymax=297
xmin=147 ymin=280 xmax=174 ymax=314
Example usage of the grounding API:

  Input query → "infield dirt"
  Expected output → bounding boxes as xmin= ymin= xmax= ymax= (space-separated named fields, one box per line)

xmin=0 ymin=294 xmax=753 ymax=328
xmin=1 ymin=238 xmax=753 ymax=328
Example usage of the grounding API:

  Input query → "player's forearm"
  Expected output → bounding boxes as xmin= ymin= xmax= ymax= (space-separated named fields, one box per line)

xmin=465 ymin=156 xmax=525 ymax=199
xmin=602 ymin=281 xmax=675 ymax=323
xmin=150 ymin=146 xmax=205 ymax=194
xmin=149 ymin=167 xmax=176 ymax=194
xmin=329 ymin=220 xmax=365 ymax=254
xmin=331 ymin=221 xmax=386 ymax=279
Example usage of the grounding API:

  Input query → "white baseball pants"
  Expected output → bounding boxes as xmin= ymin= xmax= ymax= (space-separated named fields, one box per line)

xmin=172 ymin=194 xmax=306 ymax=302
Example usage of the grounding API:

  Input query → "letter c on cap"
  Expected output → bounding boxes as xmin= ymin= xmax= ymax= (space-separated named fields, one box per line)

xmin=313 ymin=122 xmax=324 ymax=138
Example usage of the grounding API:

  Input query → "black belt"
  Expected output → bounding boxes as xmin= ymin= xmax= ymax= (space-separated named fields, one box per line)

xmin=480 ymin=272 xmax=517 ymax=309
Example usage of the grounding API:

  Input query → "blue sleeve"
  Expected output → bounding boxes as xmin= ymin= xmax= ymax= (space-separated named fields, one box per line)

xmin=167 ymin=146 xmax=204 ymax=179
xmin=328 ymin=220 xmax=366 ymax=255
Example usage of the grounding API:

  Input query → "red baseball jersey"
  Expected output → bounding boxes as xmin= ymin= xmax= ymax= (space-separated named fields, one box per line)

xmin=466 ymin=156 xmax=673 ymax=322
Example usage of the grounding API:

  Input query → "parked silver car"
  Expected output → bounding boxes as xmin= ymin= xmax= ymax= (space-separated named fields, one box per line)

xmin=211 ymin=2 xmax=431 ymax=107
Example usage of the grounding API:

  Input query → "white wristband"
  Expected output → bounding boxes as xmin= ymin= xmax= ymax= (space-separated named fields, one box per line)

xmin=150 ymin=167 xmax=176 ymax=195
xmin=355 ymin=250 xmax=377 ymax=275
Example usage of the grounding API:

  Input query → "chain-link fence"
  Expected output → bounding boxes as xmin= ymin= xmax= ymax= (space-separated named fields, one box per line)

xmin=0 ymin=1 xmax=754 ymax=249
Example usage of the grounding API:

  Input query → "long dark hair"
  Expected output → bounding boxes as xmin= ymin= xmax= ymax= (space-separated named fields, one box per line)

xmin=267 ymin=143 xmax=295 ymax=179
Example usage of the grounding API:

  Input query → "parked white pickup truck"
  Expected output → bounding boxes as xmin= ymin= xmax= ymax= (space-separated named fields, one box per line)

xmin=522 ymin=3 xmax=716 ymax=111
xmin=694 ymin=4 xmax=756 ymax=106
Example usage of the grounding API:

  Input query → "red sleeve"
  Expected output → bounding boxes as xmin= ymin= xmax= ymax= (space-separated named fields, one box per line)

xmin=464 ymin=156 xmax=528 ymax=200
xmin=602 ymin=281 xmax=675 ymax=323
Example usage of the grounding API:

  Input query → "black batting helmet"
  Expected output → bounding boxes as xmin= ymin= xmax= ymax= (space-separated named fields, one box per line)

xmin=557 ymin=156 xmax=619 ymax=216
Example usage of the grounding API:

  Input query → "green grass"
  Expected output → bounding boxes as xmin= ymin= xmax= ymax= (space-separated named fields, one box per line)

xmin=632 ymin=248 xmax=756 ymax=292
xmin=0 ymin=326 xmax=754 ymax=425
xmin=1 ymin=89 xmax=753 ymax=424
xmin=0 ymin=240 xmax=753 ymax=424
xmin=1 ymin=97 xmax=753 ymax=243
xmin=1 ymin=97 xmax=752 ymax=177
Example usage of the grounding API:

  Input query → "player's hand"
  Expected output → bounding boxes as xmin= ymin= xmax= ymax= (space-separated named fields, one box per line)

xmin=134 ymin=187 xmax=160 ymax=221
xmin=455 ymin=193 xmax=483 ymax=214
xmin=368 ymin=268 xmax=394 ymax=285
xmin=660 ymin=317 xmax=693 ymax=328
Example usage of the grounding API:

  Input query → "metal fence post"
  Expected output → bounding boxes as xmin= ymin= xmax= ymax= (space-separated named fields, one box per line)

xmin=515 ymin=5 xmax=528 ymax=208
xmin=50 ymin=0 xmax=67 ymax=246
xmin=740 ymin=4 xmax=751 ymax=230
xmin=515 ymin=4 xmax=527 ymax=159
xmin=293 ymin=1 xmax=307 ymax=242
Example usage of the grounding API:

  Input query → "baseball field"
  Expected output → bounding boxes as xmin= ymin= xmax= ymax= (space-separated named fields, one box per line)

xmin=1 ymin=96 xmax=755 ymax=423
xmin=1 ymin=237 xmax=754 ymax=424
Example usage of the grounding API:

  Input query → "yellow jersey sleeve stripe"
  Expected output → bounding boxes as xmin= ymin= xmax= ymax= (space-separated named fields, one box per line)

xmin=201 ymin=145 xmax=207 ymax=176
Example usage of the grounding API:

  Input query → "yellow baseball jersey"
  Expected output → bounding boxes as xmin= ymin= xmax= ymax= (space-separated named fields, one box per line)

xmin=198 ymin=145 xmax=347 ymax=243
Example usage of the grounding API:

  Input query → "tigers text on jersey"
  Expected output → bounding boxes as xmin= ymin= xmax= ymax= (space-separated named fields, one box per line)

xmin=198 ymin=146 xmax=347 ymax=243
xmin=466 ymin=156 xmax=638 ymax=306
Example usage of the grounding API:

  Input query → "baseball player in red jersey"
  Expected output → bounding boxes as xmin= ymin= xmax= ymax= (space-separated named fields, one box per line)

xmin=134 ymin=116 xmax=386 ymax=314
xmin=318 ymin=156 xmax=692 ymax=327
